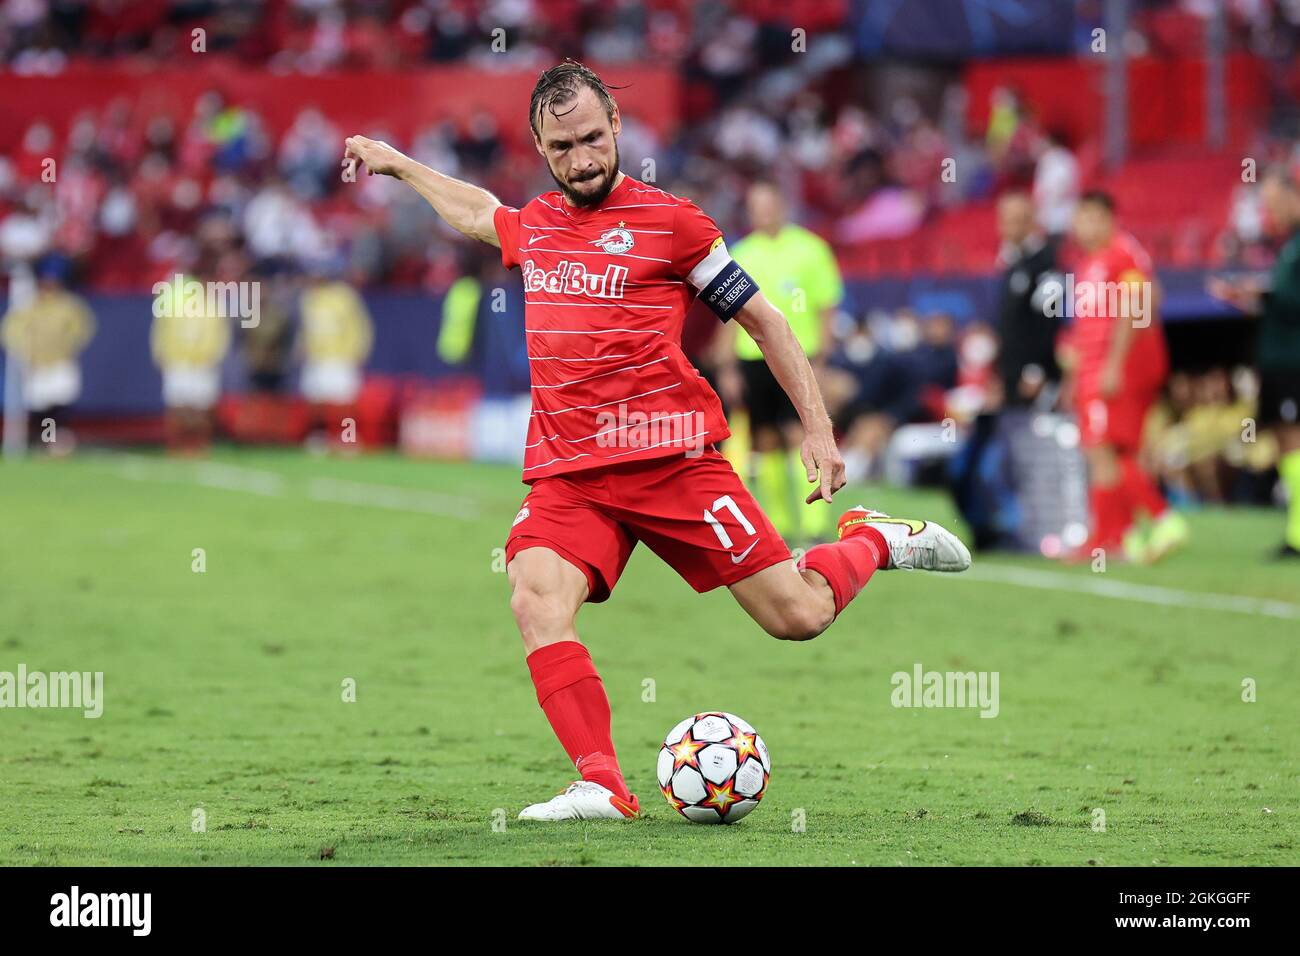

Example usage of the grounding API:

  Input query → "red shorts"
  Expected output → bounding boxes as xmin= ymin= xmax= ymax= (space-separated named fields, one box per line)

xmin=1076 ymin=389 xmax=1157 ymax=451
xmin=505 ymin=447 xmax=791 ymax=602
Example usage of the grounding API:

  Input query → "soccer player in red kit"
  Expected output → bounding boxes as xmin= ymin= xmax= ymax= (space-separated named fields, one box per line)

xmin=344 ymin=62 xmax=970 ymax=821
xmin=1060 ymin=191 xmax=1188 ymax=563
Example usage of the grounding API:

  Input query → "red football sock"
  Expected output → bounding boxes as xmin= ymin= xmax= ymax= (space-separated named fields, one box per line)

xmin=1120 ymin=454 xmax=1167 ymax=520
xmin=1088 ymin=482 xmax=1132 ymax=548
xmin=801 ymin=526 xmax=888 ymax=617
xmin=525 ymin=641 xmax=630 ymax=801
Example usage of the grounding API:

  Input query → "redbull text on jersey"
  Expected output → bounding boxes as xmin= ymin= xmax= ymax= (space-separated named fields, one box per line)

xmin=522 ymin=259 xmax=629 ymax=298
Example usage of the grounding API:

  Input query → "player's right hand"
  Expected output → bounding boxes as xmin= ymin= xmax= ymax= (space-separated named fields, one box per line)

xmin=344 ymin=135 xmax=409 ymax=178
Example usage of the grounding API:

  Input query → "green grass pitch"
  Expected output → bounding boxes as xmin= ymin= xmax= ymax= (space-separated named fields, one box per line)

xmin=1 ymin=448 xmax=1296 ymax=866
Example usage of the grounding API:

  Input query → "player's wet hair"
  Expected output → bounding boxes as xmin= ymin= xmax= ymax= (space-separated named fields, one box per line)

xmin=1079 ymin=189 xmax=1116 ymax=213
xmin=529 ymin=60 xmax=623 ymax=139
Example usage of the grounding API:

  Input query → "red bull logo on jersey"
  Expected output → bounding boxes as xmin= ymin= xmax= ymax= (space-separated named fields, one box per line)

xmin=522 ymin=259 xmax=628 ymax=298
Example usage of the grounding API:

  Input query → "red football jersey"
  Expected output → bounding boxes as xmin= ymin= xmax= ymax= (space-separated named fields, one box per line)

xmin=493 ymin=175 xmax=737 ymax=482
xmin=1067 ymin=231 xmax=1169 ymax=395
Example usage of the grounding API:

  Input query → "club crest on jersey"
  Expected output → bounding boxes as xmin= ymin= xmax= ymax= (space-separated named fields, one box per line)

xmin=592 ymin=227 xmax=635 ymax=255
xmin=522 ymin=259 xmax=627 ymax=298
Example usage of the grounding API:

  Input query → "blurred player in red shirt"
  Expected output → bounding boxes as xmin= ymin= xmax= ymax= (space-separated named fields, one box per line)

xmin=1059 ymin=191 xmax=1188 ymax=562
xmin=344 ymin=63 xmax=971 ymax=822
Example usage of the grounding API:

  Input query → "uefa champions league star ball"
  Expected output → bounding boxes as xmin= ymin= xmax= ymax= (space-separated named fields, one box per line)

xmin=657 ymin=712 xmax=770 ymax=823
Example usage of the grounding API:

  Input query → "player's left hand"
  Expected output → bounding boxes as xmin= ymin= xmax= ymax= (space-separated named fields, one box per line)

xmin=801 ymin=427 xmax=846 ymax=504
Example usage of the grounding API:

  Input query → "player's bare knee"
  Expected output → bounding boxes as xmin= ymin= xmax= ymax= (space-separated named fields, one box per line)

xmin=509 ymin=583 xmax=569 ymax=638
xmin=797 ymin=603 xmax=835 ymax=641
xmin=769 ymin=601 xmax=832 ymax=642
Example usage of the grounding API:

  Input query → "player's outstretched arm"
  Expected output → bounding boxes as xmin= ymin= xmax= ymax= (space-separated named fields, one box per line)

xmin=343 ymin=135 xmax=502 ymax=248
xmin=734 ymin=292 xmax=846 ymax=504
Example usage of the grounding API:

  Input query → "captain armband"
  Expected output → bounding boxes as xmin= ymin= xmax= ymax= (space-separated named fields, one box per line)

xmin=688 ymin=238 xmax=760 ymax=322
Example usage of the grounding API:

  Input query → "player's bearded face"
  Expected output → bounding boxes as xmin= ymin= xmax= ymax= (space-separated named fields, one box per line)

xmin=552 ymin=137 xmax=619 ymax=208
xmin=536 ymin=90 xmax=622 ymax=209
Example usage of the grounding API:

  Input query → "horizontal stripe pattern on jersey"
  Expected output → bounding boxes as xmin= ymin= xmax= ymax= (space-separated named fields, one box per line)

xmin=494 ymin=176 xmax=738 ymax=482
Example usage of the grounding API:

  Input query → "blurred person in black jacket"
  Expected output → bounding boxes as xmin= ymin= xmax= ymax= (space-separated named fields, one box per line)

xmin=911 ymin=312 xmax=960 ymax=402
xmin=994 ymin=190 xmax=1062 ymax=408
xmin=826 ymin=318 xmax=923 ymax=482
xmin=949 ymin=192 xmax=1063 ymax=551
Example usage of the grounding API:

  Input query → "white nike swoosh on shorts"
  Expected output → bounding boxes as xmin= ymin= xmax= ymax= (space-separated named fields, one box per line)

xmin=730 ymin=540 xmax=759 ymax=564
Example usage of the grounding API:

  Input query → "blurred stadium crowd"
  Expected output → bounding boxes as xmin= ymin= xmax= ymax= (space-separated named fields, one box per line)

xmin=5 ymin=0 xmax=1300 ymax=290
xmin=2 ymin=1 xmax=1300 ymax=539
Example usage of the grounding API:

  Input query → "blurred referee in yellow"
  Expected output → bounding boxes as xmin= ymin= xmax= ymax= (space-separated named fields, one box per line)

xmin=717 ymin=180 xmax=844 ymax=544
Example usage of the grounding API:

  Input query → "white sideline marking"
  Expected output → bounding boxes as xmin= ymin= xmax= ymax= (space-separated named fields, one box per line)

xmin=91 ymin=455 xmax=1300 ymax=619
xmin=107 ymin=454 xmax=479 ymax=521
xmin=115 ymin=455 xmax=288 ymax=497
xmin=195 ymin=461 xmax=287 ymax=497
xmin=962 ymin=564 xmax=1300 ymax=621
xmin=306 ymin=476 xmax=476 ymax=517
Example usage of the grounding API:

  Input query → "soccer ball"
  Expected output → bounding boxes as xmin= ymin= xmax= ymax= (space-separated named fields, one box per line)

xmin=657 ymin=712 xmax=770 ymax=824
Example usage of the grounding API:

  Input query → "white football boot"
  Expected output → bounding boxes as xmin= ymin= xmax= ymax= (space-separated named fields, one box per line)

xmin=517 ymin=781 xmax=640 ymax=821
xmin=838 ymin=507 xmax=972 ymax=572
